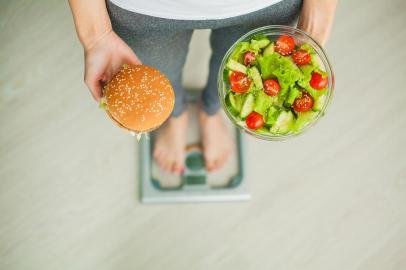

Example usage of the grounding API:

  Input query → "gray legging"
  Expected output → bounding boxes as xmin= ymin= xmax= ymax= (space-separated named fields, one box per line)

xmin=106 ymin=0 xmax=302 ymax=117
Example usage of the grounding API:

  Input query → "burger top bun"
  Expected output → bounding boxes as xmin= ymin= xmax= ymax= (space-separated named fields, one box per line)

xmin=103 ymin=64 xmax=175 ymax=133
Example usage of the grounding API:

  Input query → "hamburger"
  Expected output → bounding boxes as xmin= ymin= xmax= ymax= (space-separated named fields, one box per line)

xmin=100 ymin=64 xmax=175 ymax=135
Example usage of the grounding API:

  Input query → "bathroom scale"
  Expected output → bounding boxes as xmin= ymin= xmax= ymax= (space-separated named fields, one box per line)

xmin=138 ymin=91 xmax=250 ymax=203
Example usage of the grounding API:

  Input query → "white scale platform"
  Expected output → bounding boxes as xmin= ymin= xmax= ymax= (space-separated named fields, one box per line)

xmin=139 ymin=102 xmax=250 ymax=203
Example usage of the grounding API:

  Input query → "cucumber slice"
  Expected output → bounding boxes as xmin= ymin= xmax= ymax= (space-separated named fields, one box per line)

xmin=240 ymin=93 xmax=255 ymax=119
xmin=235 ymin=94 xmax=246 ymax=110
xmin=263 ymin=42 xmax=275 ymax=56
xmin=313 ymin=94 xmax=326 ymax=111
xmin=247 ymin=66 xmax=263 ymax=90
xmin=252 ymin=34 xmax=269 ymax=41
xmin=270 ymin=110 xmax=295 ymax=135
xmin=293 ymin=111 xmax=318 ymax=132
xmin=250 ymin=39 xmax=271 ymax=51
xmin=226 ymin=59 xmax=247 ymax=74
xmin=225 ymin=92 xmax=239 ymax=116
xmin=253 ymin=90 xmax=272 ymax=116
xmin=226 ymin=92 xmax=246 ymax=115
xmin=272 ymin=95 xmax=284 ymax=108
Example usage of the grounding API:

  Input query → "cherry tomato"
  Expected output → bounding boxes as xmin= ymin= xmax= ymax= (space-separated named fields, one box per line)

xmin=292 ymin=91 xmax=314 ymax=112
xmin=263 ymin=79 xmax=280 ymax=96
xmin=246 ymin=111 xmax=265 ymax=130
xmin=292 ymin=49 xmax=311 ymax=65
xmin=243 ymin=51 xmax=256 ymax=66
xmin=275 ymin=35 xmax=295 ymax=56
xmin=309 ymin=72 xmax=328 ymax=90
xmin=229 ymin=71 xmax=251 ymax=93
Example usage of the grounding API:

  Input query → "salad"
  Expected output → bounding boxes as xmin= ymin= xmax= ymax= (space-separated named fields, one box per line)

xmin=223 ymin=33 xmax=330 ymax=135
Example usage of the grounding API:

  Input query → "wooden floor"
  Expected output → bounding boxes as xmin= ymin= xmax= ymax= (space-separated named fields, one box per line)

xmin=1 ymin=0 xmax=406 ymax=269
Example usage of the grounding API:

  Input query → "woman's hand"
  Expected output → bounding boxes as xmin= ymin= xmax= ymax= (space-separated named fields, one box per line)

xmin=68 ymin=0 xmax=141 ymax=101
xmin=84 ymin=30 xmax=141 ymax=101
xmin=297 ymin=0 xmax=338 ymax=46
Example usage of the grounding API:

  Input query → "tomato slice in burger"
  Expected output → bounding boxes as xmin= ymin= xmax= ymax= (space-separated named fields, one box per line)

xmin=229 ymin=71 xmax=251 ymax=93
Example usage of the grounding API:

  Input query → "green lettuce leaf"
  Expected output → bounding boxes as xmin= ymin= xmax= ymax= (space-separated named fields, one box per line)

xmin=258 ymin=52 xmax=303 ymax=91
xmin=298 ymin=64 xmax=327 ymax=99
xmin=230 ymin=41 xmax=250 ymax=63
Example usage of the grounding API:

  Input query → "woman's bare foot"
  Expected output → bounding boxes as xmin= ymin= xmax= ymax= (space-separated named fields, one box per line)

xmin=199 ymin=110 xmax=234 ymax=172
xmin=153 ymin=111 xmax=188 ymax=175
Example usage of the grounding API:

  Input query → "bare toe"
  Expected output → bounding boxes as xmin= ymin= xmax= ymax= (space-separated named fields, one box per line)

xmin=174 ymin=160 xmax=184 ymax=174
xmin=153 ymin=112 xmax=188 ymax=174
xmin=172 ymin=163 xmax=182 ymax=175
xmin=200 ymin=111 xmax=234 ymax=172
xmin=206 ymin=159 xmax=215 ymax=172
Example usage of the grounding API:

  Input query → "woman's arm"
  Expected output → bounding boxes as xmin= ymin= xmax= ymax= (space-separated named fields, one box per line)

xmin=68 ymin=0 xmax=112 ymax=50
xmin=297 ymin=0 xmax=338 ymax=46
xmin=68 ymin=0 xmax=141 ymax=101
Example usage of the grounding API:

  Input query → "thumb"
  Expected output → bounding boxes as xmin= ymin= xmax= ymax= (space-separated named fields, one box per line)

xmin=124 ymin=47 xmax=142 ymax=66
xmin=84 ymin=71 xmax=104 ymax=102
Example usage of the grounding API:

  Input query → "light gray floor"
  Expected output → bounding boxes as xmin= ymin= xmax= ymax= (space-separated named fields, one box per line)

xmin=1 ymin=0 xmax=406 ymax=269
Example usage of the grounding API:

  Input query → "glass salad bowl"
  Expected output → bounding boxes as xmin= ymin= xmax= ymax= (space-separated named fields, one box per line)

xmin=217 ymin=25 xmax=334 ymax=141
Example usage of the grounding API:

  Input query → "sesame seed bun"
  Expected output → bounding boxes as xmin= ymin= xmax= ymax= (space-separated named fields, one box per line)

xmin=103 ymin=64 xmax=175 ymax=133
